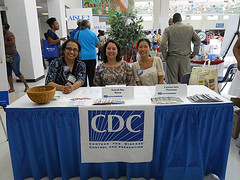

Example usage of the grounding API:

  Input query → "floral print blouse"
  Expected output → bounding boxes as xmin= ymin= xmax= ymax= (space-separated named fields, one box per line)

xmin=94 ymin=61 xmax=134 ymax=86
xmin=45 ymin=57 xmax=86 ymax=86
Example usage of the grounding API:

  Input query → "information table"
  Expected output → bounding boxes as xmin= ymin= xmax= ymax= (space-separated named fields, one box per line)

xmin=6 ymin=86 xmax=233 ymax=180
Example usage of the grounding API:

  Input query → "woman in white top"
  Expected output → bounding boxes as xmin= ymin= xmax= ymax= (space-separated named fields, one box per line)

xmin=132 ymin=38 xmax=165 ymax=86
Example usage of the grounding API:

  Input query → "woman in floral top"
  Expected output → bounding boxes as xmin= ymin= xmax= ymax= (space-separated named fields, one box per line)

xmin=45 ymin=38 xmax=86 ymax=94
xmin=94 ymin=40 xmax=134 ymax=86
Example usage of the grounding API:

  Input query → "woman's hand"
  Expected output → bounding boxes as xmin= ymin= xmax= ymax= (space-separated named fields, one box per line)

xmin=60 ymin=37 xmax=67 ymax=41
xmin=62 ymin=82 xmax=73 ymax=94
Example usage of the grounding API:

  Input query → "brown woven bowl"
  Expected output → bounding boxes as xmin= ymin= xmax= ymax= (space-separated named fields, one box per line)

xmin=27 ymin=85 xmax=56 ymax=104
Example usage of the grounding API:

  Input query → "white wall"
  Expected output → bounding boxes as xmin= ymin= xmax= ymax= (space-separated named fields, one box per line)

xmin=0 ymin=18 xmax=9 ymax=92
xmin=142 ymin=20 xmax=154 ymax=30
xmin=39 ymin=16 xmax=49 ymax=39
xmin=64 ymin=0 xmax=82 ymax=8
xmin=183 ymin=15 xmax=228 ymax=30
xmin=5 ymin=0 xmax=44 ymax=80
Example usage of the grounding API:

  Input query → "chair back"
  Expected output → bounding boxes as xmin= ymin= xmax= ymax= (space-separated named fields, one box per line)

xmin=219 ymin=63 xmax=238 ymax=83
xmin=182 ymin=73 xmax=191 ymax=85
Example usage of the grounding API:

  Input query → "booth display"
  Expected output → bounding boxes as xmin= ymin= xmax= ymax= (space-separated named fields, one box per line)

xmin=6 ymin=86 xmax=233 ymax=180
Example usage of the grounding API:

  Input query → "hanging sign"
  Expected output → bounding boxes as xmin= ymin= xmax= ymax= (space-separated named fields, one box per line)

xmin=91 ymin=22 xmax=107 ymax=35
xmin=66 ymin=8 xmax=93 ymax=29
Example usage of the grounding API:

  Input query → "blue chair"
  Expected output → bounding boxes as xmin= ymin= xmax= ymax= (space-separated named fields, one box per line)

xmin=218 ymin=63 xmax=238 ymax=93
xmin=182 ymin=73 xmax=191 ymax=85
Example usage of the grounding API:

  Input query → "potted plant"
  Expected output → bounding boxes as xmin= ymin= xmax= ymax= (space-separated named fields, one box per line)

xmin=107 ymin=10 xmax=144 ymax=62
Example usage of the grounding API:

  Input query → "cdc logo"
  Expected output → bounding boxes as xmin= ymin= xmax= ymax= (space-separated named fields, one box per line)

xmin=88 ymin=110 xmax=144 ymax=142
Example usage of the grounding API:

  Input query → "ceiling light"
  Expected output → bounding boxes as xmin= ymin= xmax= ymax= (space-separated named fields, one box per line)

xmin=42 ymin=13 xmax=48 ymax=16
xmin=36 ymin=6 xmax=43 ymax=9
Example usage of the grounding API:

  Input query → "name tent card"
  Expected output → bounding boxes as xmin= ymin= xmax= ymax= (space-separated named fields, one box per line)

xmin=102 ymin=86 xmax=134 ymax=99
xmin=155 ymin=84 xmax=187 ymax=97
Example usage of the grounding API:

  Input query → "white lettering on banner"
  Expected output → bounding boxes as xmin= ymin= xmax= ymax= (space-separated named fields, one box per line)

xmin=66 ymin=8 xmax=93 ymax=29
xmin=91 ymin=114 xmax=142 ymax=133
xmin=126 ymin=115 xmax=141 ymax=133
xmin=91 ymin=115 xmax=106 ymax=133
xmin=68 ymin=15 xmax=90 ymax=21
xmin=108 ymin=115 xmax=124 ymax=132
xmin=79 ymin=106 xmax=155 ymax=163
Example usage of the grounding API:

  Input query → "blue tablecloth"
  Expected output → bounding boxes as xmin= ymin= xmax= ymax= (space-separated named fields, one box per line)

xmin=6 ymin=103 xmax=233 ymax=180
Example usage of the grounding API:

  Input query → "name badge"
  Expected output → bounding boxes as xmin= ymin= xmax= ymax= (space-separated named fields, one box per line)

xmin=155 ymin=84 xmax=187 ymax=97
xmin=102 ymin=86 xmax=134 ymax=99
xmin=67 ymin=74 xmax=76 ymax=84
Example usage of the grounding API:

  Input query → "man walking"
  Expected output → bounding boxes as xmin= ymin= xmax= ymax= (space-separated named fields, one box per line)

xmin=161 ymin=13 xmax=200 ymax=84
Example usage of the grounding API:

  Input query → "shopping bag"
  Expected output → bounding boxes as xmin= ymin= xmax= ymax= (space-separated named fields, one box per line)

xmin=189 ymin=60 xmax=218 ymax=92
xmin=42 ymin=40 xmax=59 ymax=58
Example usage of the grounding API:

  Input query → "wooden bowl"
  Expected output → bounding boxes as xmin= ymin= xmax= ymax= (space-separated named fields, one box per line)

xmin=27 ymin=85 xmax=56 ymax=104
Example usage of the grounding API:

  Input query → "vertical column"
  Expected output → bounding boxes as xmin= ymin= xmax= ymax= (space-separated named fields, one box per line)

xmin=153 ymin=0 xmax=169 ymax=31
xmin=0 ymin=16 xmax=9 ymax=105
xmin=4 ymin=0 xmax=44 ymax=81
xmin=47 ymin=0 xmax=67 ymax=39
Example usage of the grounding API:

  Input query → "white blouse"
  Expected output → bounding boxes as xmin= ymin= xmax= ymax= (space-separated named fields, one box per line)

xmin=132 ymin=57 xmax=165 ymax=86
xmin=228 ymin=70 xmax=240 ymax=97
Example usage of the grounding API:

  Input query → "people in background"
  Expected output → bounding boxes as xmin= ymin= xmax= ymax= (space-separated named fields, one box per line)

xmin=45 ymin=17 xmax=66 ymax=63
xmin=233 ymin=37 xmax=240 ymax=71
xmin=152 ymin=30 xmax=158 ymax=51
xmin=3 ymin=23 xmax=29 ymax=93
xmin=143 ymin=31 xmax=148 ymax=38
xmin=98 ymin=30 xmax=107 ymax=61
xmin=157 ymin=29 xmax=162 ymax=47
xmin=161 ymin=13 xmax=200 ymax=84
xmin=168 ymin=18 xmax=174 ymax=26
xmin=146 ymin=31 xmax=152 ymax=49
xmin=93 ymin=40 xmax=134 ymax=86
xmin=132 ymin=38 xmax=165 ymax=86
xmin=70 ymin=19 xmax=82 ymax=38
xmin=74 ymin=20 xmax=100 ymax=87
xmin=45 ymin=38 xmax=86 ymax=94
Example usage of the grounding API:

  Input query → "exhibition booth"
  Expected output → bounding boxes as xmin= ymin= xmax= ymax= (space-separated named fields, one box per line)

xmin=6 ymin=85 xmax=233 ymax=180
xmin=0 ymin=1 xmax=240 ymax=180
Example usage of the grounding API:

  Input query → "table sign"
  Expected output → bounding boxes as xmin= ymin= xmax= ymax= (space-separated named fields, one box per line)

xmin=102 ymin=86 xmax=134 ymax=99
xmin=155 ymin=84 xmax=187 ymax=97
xmin=79 ymin=105 xmax=155 ymax=163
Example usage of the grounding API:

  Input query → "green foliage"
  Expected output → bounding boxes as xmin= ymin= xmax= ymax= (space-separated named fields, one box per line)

xmin=107 ymin=10 xmax=144 ymax=57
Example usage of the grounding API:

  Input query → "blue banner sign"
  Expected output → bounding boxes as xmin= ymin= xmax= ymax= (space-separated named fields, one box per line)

xmin=88 ymin=110 xmax=144 ymax=142
xmin=0 ymin=91 xmax=9 ymax=106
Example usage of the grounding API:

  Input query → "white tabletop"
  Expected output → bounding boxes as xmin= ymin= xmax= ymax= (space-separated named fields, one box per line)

xmin=7 ymin=85 xmax=231 ymax=109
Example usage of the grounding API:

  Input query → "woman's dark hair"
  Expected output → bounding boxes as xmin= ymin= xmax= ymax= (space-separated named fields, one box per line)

xmin=100 ymin=30 xmax=105 ymax=36
xmin=46 ymin=17 xmax=57 ymax=28
xmin=137 ymin=38 xmax=151 ymax=49
xmin=102 ymin=39 xmax=122 ymax=63
xmin=62 ymin=38 xmax=81 ymax=59
xmin=2 ymin=23 xmax=10 ymax=30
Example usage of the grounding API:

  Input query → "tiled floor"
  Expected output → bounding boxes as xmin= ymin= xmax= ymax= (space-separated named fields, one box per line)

xmin=0 ymin=66 xmax=240 ymax=180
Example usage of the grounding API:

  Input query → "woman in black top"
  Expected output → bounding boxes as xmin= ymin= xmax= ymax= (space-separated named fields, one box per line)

xmin=45 ymin=39 xmax=86 ymax=94
xmin=45 ymin=17 xmax=66 ymax=63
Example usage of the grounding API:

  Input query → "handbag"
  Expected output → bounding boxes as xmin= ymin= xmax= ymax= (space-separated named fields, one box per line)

xmin=189 ymin=60 xmax=218 ymax=92
xmin=6 ymin=54 xmax=14 ymax=63
xmin=42 ymin=40 xmax=59 ymax=58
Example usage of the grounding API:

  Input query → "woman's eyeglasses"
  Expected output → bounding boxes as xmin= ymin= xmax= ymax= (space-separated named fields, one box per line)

xmin=65 ymin=47 xmax=78 ymax=52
